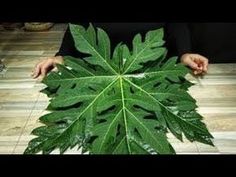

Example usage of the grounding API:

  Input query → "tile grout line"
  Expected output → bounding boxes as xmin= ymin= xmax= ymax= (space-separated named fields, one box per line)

xmin=194 ymin=142 xmax=201 ymax=154
xmin=12 ymin=90 xmax=40 ymax=154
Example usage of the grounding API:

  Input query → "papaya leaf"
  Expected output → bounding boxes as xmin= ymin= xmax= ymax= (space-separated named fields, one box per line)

xmin=25 ymin=23 xmax=214 ymax=154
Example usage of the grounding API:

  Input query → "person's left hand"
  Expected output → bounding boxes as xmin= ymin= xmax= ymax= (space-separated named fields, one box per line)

xmin=180 ymin=53 xmax=209 ymax=75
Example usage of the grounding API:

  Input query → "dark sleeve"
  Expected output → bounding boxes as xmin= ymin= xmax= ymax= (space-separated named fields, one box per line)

xmin=55 ymin=25 xmax=77 ymax=57
xmin=165 ymin=23 xmax=192 ymax=58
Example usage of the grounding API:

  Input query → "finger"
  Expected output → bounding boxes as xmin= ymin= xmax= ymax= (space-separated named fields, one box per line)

xmin=40 ymin=66 xmax=48 ymax=78
xmin=195 ymin=55 xmax=209 ymax=72
xmin=40 ymin=61 xmax=52 ymax=78
xmin=198 ymin=64 xmax=203 ymax=71
xmin=193 ymin=69 xmax=203 ymax=75
xmin=202 ymin=58 xmax=209 ymax=72
xmin=32 ymin=60 xmax=47 ymax=78
xmin=193 ymin=70 xmax=200 ymax=75
xmin=188 ymin=60 xmax=201 ymax=70
xmin=197 ymin=70 xmax=203 ymax=75
xmin=198 ymin=54 xmax=209 ymax=62
xmin=32 ymin=63 xmax=42 ymax=78
xmin=51 ymin=67 xmax=58 ymax=72
xmin=37 ymin=75 xmax=44 ymax=82
xmin=193 ymin=70 xmax=198 ymax=75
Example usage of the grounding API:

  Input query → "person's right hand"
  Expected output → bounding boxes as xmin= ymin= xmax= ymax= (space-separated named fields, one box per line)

xmin=31 ymin=56 xmax=63 ymax=79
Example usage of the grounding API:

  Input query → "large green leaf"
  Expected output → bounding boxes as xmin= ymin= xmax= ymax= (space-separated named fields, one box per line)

xmin=25 ymin=23 xmax=214 ymax=154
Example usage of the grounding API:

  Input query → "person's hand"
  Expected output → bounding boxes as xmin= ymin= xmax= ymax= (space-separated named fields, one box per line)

xmin=180 ymin=53 xmax=209 ymax=75
xmin=32 ymin=56 xmax=63 ymax=79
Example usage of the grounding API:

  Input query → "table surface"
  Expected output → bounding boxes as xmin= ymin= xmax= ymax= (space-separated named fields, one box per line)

xmin=0 ymin=24 xmax=236 ymax=154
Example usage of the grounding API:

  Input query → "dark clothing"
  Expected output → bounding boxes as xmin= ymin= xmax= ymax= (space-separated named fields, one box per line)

xmin=56 ymin=23 xmax=236 ymax=63
xmin=167 ymin=23 xmax=236 ymax=63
